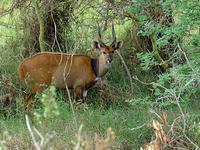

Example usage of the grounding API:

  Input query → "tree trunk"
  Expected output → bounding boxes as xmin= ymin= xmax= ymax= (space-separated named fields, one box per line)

xmin=34 ymin=0 xmax=45 ymax=52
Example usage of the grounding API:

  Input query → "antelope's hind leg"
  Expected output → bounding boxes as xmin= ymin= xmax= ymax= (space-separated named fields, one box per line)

xmin=74 ymin=87 xmax=85 ymax=103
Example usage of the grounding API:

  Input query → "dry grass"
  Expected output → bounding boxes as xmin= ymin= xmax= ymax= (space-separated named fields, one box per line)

xmin=140 ymin=113 xmax=199 ymax=150
xmin=24 ymin=115 xmax=116 ymax=150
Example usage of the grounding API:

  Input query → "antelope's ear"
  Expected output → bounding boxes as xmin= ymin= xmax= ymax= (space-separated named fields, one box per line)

xmin=92 ymin=41 xmax=101 ymax=50
xmin=113 ymin=41 xmax=123 ymax=50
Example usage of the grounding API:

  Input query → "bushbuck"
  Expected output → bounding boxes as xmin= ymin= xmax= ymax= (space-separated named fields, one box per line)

xmin=18 ymin=23 xmax=123 ymax=108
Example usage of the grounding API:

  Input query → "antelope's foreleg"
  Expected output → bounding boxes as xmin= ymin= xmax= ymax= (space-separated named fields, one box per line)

xmin=25 ymin=83 xmax=45 ymax=111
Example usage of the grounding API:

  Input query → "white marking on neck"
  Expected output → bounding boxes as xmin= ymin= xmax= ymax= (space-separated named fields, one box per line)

xmin=95 ymin=77 xmax=101 ymax=81
xmin=83 ymin=90 xmax=88 ymax=98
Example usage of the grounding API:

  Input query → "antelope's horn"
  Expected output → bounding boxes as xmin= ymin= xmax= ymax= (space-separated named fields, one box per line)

xmin=98 ymin=24 xmax=106 ymax=47
xmin=111 ymin=21 xmax=116 ymax=46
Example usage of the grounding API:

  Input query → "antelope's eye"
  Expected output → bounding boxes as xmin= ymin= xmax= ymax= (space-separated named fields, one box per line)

xmin=111 ymin=51 xmax=114 ymax=53
xmin=103 ymin=52 xmax=106 ymax=54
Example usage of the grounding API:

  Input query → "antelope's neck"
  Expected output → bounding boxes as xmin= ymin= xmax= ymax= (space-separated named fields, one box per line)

xmin=92 ymin=55 xmax=109 ymax=78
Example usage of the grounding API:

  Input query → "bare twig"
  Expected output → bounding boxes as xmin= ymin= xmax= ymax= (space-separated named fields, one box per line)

xmin=177 ymin=43 xmax=195 ymax=72
xmin=173 ymin=92 xmax=186 ymax=132
xmin=132 ymin=75 xmax=153 ymax=85
xmin=129 ymin=123 xmax=146 ymax=131
xmin=149 ymin=109 xmax=163 ymax=121
xmin=75 ymin=124 xmax=83 ymax=150
xmin=25 ymin=115 xmax=41 ymax=150
xmin=50 ymin=8 xmax=62 ymax=53
xmin=50 ymin=8 xmax=63 ymax=65
xmin=50 ymin=6 xmax=78 ymax=130
xmin=63 ymin=54 xmax=78 ymax=130
xmin=25 ymin=115 xmax=57 ymax=150
xmin=116 ymin=50 xmax=134 ymax=93
xmin=33 ymin=127 xmax=44 ymax=146
xmin=167 ymin=116 xmax=182 ymax=135
xmin=184 ymin=135 xmax=200 ymax=150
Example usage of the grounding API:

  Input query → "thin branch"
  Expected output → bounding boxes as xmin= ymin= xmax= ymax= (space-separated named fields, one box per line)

xmin=50 ymin=8 xmax=62 ymax=53
xmin=25 ymin=115 xmax=41 ymax=150
xmin=63 ymin=55 xmax=78 ymax=131
xmin=149 ymin=109 xmax=163 ymax=121
xmin=33 ymin=127 xmax=44 ymax=146
xmin=129 ymin=123 xmax=146 ymax=131
xmin=132 ymin=75 xmax=153 ymax=86
xmin=174 ymin=93 xmax=186 ymax=132
xmin=184 ymin=135 xmax=200 ymax=150
xmin=50 ymin=8 xmax=63 ymax=65
xmin=50 ymin=5 xmax=78 ymax=130
xmin=75 ymin=124 xmax=83 ymax=150
xmin=177 ymin=43 xmax=195 ymax=72
xmin=167 ymin=116 xmax=182 ymax=135
xmin=116 ymin=50 xmax=134 ymax=94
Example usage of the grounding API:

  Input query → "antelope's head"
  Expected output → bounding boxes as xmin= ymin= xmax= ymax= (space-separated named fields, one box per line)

xmin=92 ymin=22 xmax=123 ymax=68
